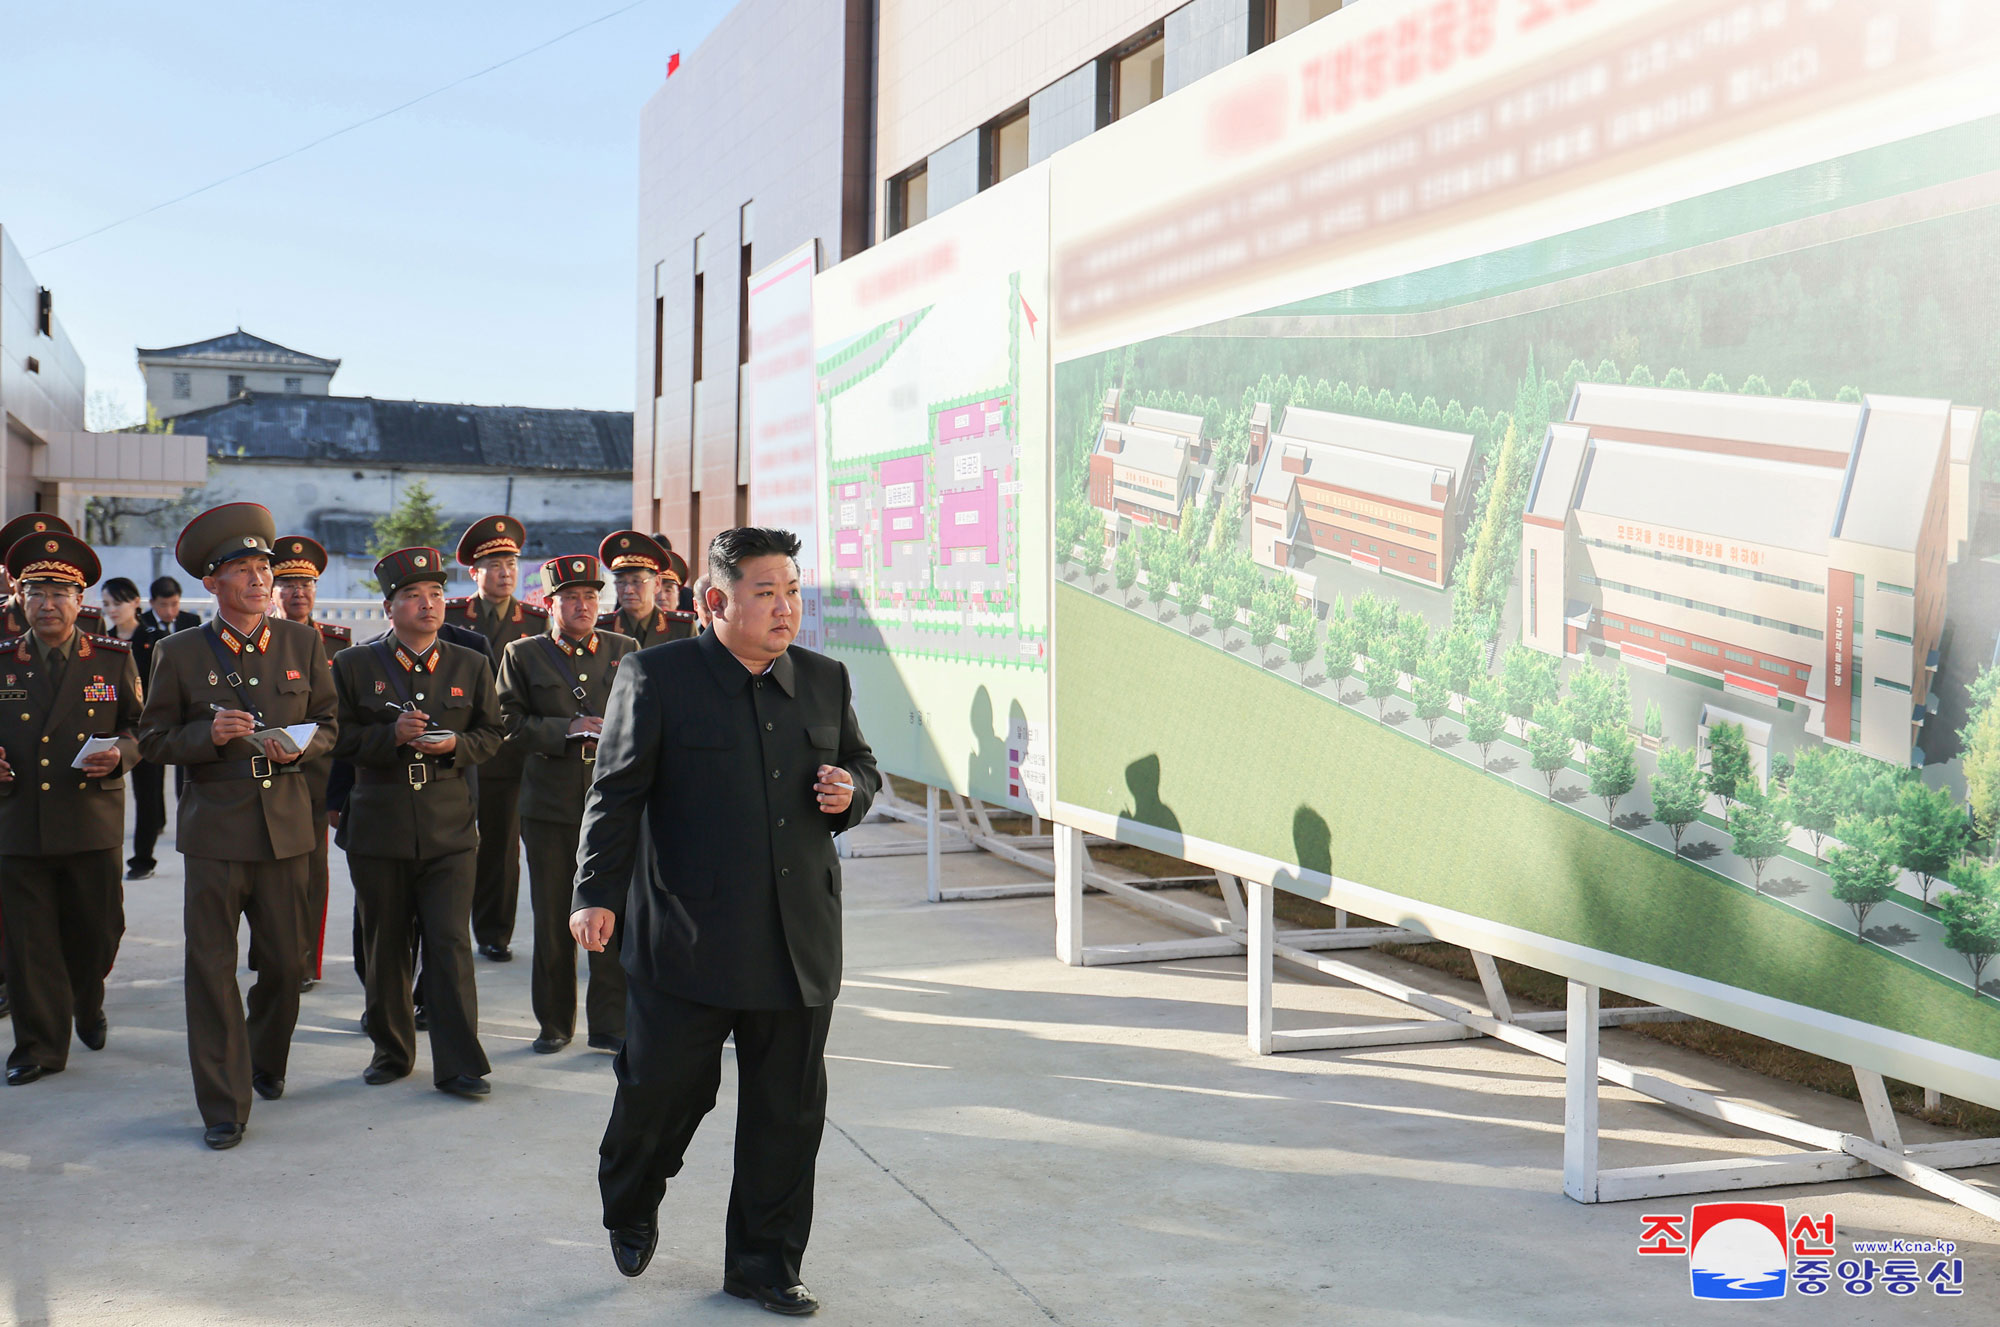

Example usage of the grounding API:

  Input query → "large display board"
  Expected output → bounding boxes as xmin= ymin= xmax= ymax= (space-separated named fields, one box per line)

xmin=812 ymin=165 xmax=1051 ymax=811
xmin=1048 ymin=0 xmax=2000 ymax=1107
xmin=748 ymin=241 xmax=825 ymax=650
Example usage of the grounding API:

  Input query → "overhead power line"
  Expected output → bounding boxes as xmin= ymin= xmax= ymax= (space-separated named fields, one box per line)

xmin=31 ymin=0 xmax=655 ymax=259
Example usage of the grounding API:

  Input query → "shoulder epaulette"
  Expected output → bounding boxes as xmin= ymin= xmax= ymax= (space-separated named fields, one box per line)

xmin=595 ymin=610 xmax=620 ymax=628
xmin=319 ymin=622 xmax=353 ymax=642
xmin=0 ymin=636 xmax=21 ymax=654
xmin=666 ymin=610 xmax=699 ymax=623
xmin=520 ymin=601 xmax=549 ymax=618
xmin=85 ymin=632 xmax=131 ymax=653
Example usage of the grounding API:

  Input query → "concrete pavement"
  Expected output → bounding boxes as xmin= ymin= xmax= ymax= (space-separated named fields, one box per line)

xmin=5 ymin=814 xmax=2000 ymax=1325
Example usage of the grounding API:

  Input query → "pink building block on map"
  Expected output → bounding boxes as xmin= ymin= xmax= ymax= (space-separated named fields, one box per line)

xmin=936 ymin=397 xmax=1009 ymax=443
xmin=939 ymin=469 xmax=999 ymax=565
xmin=834 ymin=530 xmax=865 ymax=568
xmin=879 ymin=454 xmax=927 ymax=559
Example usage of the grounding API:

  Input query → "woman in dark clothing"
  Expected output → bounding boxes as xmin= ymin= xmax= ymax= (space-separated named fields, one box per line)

xmin=102 ymin=578 xmax=170 ymax=880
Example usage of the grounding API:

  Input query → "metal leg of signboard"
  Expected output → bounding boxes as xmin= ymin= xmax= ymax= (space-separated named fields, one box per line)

xmin=863 ymin=785 xmax=1049 ymax=901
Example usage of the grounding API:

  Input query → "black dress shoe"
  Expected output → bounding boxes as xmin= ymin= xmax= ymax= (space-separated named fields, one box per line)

xmin=126 ymin=864 xmax=155 ymax=881
xmin=609 ymin=1217 xmax=658 ymax=1277
xmin=363 ymin=1062 xmax=409 ymax=1086
xmin=413 ymin=1006 xmax=430 ymax=1032
xmin=586 ymin=1033 xmax=625 ymax=1054
xmin=6 ymin=1063 xmax=59 ymax=1086
xmin=436 ymin=1074 xmax=490 ymax=1097
xmin=531 ymin=1034 xmax=571 ymax=1054
xmin=478 ymin=943 xmax=512 ymax=962
xmin=299 ymin=976 xmax=317 ymax=993
xmin=723 ymin=1278 xmax=820 ymax=1315
xmin=252 ymin=1070 xmax=285 ymax=1100
xmin=203 ymin=1123 xmax=245 ymax=1150
xmin=76 ymin=1015 xmax=108 ymax=1051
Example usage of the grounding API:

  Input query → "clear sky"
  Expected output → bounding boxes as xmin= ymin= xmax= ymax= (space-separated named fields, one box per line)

xmin=5 ymin=0 xmax=733 ymax=425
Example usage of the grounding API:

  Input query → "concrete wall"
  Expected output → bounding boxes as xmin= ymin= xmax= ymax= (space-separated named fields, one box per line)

xmin=634 ymin=0 xmax=872 ymax=563
xmin=0 ymin=226 xmax=87 ymax=520
xmin=143 ymin=362 xmax=335 ymax=420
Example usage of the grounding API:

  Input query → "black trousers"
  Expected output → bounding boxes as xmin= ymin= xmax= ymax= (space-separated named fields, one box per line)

xmin=301 ymin=814 xmax=329 ymax=980
xmin=350 ymin=850 xmax=488 ymax=1083
xmin=471 ymin=774 xmax=521 ymax=949
xmin=0 ymin=849 xmax=122 ymax=1072
xmin=129 ymin=760 xmax=168 ymax=871
xmin=184 ymin=855 xmax=307 ymax=1127
xmin=598 ymin=982 xmax=833 ymax=1289
xmin=523 ymin=817 xmax=624 ymax=1041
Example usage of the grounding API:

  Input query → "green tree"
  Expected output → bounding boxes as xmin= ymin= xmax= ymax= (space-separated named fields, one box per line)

xmin=1321 ymin=619 xmax=1357 ymax=685
xmin=1783 ymin=746 xmax=1847 ymax=862
xmin=1147 ymin=539 xmax=1181 ymax=609
xmin=1249 ymin=592 xmax=1284 ymax=663
xmin=1651 ymin=743 xmax=1709 ymax=854
xmin=1700 ymin=371 xmax=1729 ymax=392
xmin=1593 ymin=358 xmax=1621 ymax=384
xmin=1835 ymin=384 xmax=1863 ymax=403
xmin=1642 ymin=700 xmax=1664 ymax=744
xmin=1180 ymin=556 xmax=1214 ymax=619
xmin=1566 ymin=665 xmax=1609 ymax=745
xmin=1364 ymin=652 xmax=1401 ymax=720
xmin=1625 ymin=363 xmax=1656 ymax=387
xmin=1891 ymin=781 xmax=1970 ymax=905
xmin=1940 ymin=861 xmax=2000 ymax=991
xmin=1959 ymin=664 xmax=1999 ymax=748
xmin=1464 ymin=679 xmax=1509 ymax=768
xmin=364 ymin=479 xmax=453 ymax=593
xmin=1661 ymin=367 xmax=1691 ymax=390
xmin=1727 ymin=789 xmax=1792 ymax=892
xmin=1390 ymin=614 xmax=1430 ymax=677
xmin=1501 ymin=644 xmax=1557 ymax=738
xmin=1437 ymin=628 xmax=1484 ymax=697
xmin=1560 ymin=358 xmax=1590 ymax=398
xmin=1828 ymin=817 xmax=1901 ymax=938
xmin=1740 ymin=373 xmax=1772 ymax=396
xmin=1705 ymin=722 xmax=1753 ymax=805
xmin=1960 ymin=702 xmax=2000 ymax=853
xmin=1784 ymin=378 xmax=1816 ymax=399
xmin=1588 ymin=725 xmax=1637 ymax=820
xmin=1113 ymin=539 xmax=1138 ymax=595
xmin=1413 ymin=661 xmax=1452 ymax=744
xmin=1288 ymin=603 xmax=1322 ymax=679
xmin=1527 ymin=704 xmax=1575 ymax=800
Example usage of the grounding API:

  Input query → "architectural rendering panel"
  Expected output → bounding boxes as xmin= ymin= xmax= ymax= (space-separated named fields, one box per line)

xmin=1047 ymin=5 xmax=2000 ymax=1109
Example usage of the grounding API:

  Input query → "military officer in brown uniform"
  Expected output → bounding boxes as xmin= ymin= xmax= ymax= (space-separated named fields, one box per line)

xmin=448 ymin=514 xmax=545 ymax=962
xmin=597 ymin=531 xmax=698 ymax=650
xmin=0 ymin=530 xmax=143 ymax=1085
xmin=334 ymin=546 xmax=505 ymax=1095
xmin=272 ymin=534 xmax=349 ymax=990
xmin=0 ymin=513 xmax=104 ymax=637
xmin=497 ymin=553 xmax=634 ymax=1054
xmin=138 ymin=503 xmax=338 ymax=1150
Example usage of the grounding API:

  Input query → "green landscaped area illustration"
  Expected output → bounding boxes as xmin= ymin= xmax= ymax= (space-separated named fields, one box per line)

xmin=1053 ymin=121 xmax=2000 ymax=1059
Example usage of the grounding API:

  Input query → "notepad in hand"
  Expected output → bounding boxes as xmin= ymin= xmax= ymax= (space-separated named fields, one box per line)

xmin=70 ymin=735 xmax=121 ymax=770
xmin=249 ymin=723 xmax=320 ymax=756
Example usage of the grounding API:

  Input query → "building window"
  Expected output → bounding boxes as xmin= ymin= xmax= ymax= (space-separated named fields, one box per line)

xmin=653 ymin=295 xmax=665 ymax=399
xmin=1692 ymin=641 xmax=1720 ymax=655
xmin=1758 ymin=658 xmax=1791 ymax=676
xmin=1796 ymin=666 xmax=1813 ymax=679
xmin=1602 ymin=616 xmax=1625 ymax=631
xmin=1107 ymin=27 xmax=1165 ymax=122
xmin=1266 ymin=0 xmax=1347 ymax=45
xmin=1876 ymin=580 xmax=1914 ymax=596
xmin=1630 ymin=625 xmax=1655 ymax=638
xmin=1875 ymin=677 xmax=1911 ymax=693
xmin=227 ymin=374 xmax=246 ymax=398
xmin=172 ymin=372 xmax=192 ymax=400
xmin=37 ymin=287 xmax=53 ymax=336
xmin=1527 ymin=548 xmax=1537 ymax=636
xmin=888 ymin=164 xmax=928 ymax=236
xmin=283 ymin=377 xmax=302 ymax=394
xmin=1660 ymin=632 xmax=1686 ymax=647
xmin=983 ymin=105 xmax=1030 ymax=189
xmin=1875 ymin=628 xmax=1913 ymax=644
xmin=1723 ymin=648 xmax=1753 ymax=664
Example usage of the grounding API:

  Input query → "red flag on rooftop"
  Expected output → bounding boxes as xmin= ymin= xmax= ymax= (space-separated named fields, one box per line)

xmin=667 ymin=52 xmax=681 ymax=76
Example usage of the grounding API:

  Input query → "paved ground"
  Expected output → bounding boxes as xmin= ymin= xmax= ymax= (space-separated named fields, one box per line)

xmin=6 ymin=814 xmax=2000 ymax=1325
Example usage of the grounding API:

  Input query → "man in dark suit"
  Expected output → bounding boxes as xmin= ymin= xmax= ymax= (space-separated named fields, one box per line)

xmin=571 ymin=526 xmax=878 ymax=1316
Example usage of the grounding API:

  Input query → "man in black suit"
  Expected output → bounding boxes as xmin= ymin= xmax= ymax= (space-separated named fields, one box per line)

xmin=571 ymin=526 xmax=877 ymax=1316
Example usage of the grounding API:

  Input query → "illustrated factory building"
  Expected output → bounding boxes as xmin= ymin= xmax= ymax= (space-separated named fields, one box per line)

xmin=1245 ymin=404 xmax=1476 ymax=589
xmin=1086 ymin=388 xmax=1208 ymax=534
xmin=1520 ymin=382 xmax=1978 ymax=768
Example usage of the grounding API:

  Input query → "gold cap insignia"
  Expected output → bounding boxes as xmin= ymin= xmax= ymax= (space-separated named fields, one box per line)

xmin=44 ymin=540 xmax=57 ymax=553
xmin=415 ymin=555 xmax=429 ymax=568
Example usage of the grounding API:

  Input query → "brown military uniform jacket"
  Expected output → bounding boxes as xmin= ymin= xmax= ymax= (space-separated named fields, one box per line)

xmin=448 ymin=594 xmax=545 ymax=779
xmin=331 ymin=636 xmax=505 ymax=859
xmin=137 ymin=617 xmax=339 ymax=860
xmin=0 ymin=631 xmax=143 ymax=854
xmin=299 ymin=620 xmax=350 ymax=821
xmin=496 ymin=629 xmax=636 ymax=825
xmin=595 ymin=606 xmax=697 ymax=651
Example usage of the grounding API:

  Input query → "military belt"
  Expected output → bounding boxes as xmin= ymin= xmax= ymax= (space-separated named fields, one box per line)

xmin=189 ymin=756 xmax=301 ymax=783
xmin=356 ymin=763 xmax=463 ymax=790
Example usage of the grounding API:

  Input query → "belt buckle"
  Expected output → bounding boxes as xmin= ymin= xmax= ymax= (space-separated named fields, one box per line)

xmin=407 ymin=762 xmax=429 ymax=790
xmin=581 ymin=741 xmax=597 ymax=765
xmin=249 ymin=754 xmax=273 ymax=780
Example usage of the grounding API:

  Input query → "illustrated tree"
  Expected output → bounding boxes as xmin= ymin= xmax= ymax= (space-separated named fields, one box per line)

xmin=1413 ymin=661 xmax=1452 ymax=744
xmin=1390 ymin=614 xmax=1431 ymax=677
xmin=1642 ymin=700 xmax=1665 ymax=745
xmin=1321 ymin=619 xmax=1357 ymax=686
xmin=1364 ymin=651 xmax=1401 ymax=720
xmin=1727 ymin=789 xmax=1792 ymax=892
xmin=364 ymin=479 xmax=453 ymax=593
xmin=1527 ymin=704 xmax=1576 ymax=799
xmin=1147 ymin=539 xmax=1181 ymax=609
xmin=1783 ymin=746 xmax=1846 ymax=862
xmin=1650 ymin=743 xmax=1709 ymax=854
xmin=1113 ymin=539 xmax=1138 ymax=596
xmin=1180 ymin=556 xmax=1214 ymax=619
xmin=1350 ymin=591 xmax=1394 ymax=647
xmin=1940 ymin=861 xmax=2000 ymax=991
xmin=1437 ymin=628 xmax=1483 ymax=697
xmin=1828 ymin=817 xmax=1901 ymax=938
xmin=1287 ymin=603 xmax=1322 ymax=679
xmin=1249 ymin=591 xmax=1284 ymax=664
xmin=1700 ymin=371 xmax=1729 ymax=392
xmin=1963 ymin=701 xmax=2000 ymax=857
xmin=1891 ymin=781 xmax=1970 ymax=905
xmin=1501 ymin=644 xmax=1558 ymax=738
xmin=1464 ymin=679 xmax=1509 ymax=769
xmin=1704 ymin=722 xmax=1754 ymax=805
xmin=1587 ymin=725 xmax=1637 ymax=821
xmin=1567 ymin=665 xmax=1609 ymax=745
